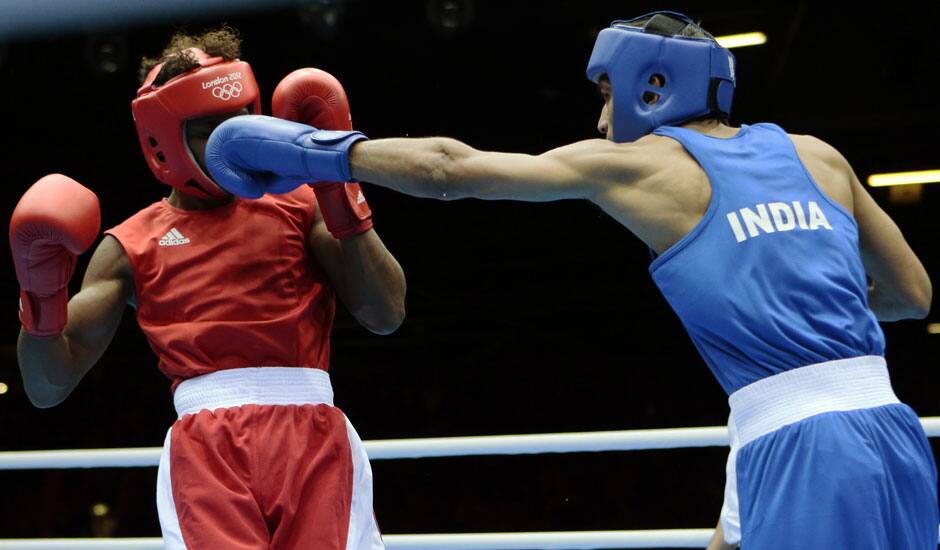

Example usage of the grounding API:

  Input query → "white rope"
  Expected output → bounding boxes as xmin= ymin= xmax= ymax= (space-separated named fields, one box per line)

xmin=0 ymin=530 xmax=715 ymax=549
xmin=384 ymin=530 xmax=716 ymax=549
xmin=0 ymin=417 xmax=936 ymax=470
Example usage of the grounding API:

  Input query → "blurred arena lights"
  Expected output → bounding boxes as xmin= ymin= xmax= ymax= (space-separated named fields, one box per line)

xmin=715 ymin=31 xmax=767 ymax=49
xmin=298 ymin=0 xmax=347 ymax=40
xmin=84 ymin=35 xmax=128 ymax=75
xmin=0 ymin=0 xmax=302 ymax=39
xmin=91 ymin=503 xmax=110 ymax=517
xmin=868 ymin=170 xmax=940 ymax=187
xmin=427 ymin=0 xmax=475 ymax=35
xmin=927 ymin=324 xmax=940 ymax=335
xmin=0 ymin=383 xmax=7 ymax=396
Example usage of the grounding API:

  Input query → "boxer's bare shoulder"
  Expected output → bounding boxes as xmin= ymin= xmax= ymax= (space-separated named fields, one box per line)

xmin=591 ymin=132 xmax=713 ymax=253
xmin=786 ymin=133 xmax=854 ymax=213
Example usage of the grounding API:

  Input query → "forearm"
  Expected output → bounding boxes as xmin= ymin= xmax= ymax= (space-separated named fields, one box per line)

xmin=335 ymin=229 xmax=406 ymax=334
xmin=17 ymin=330 xmax=80 ymax=408
xmin=350 ymin=138 xmax=473 ymax=200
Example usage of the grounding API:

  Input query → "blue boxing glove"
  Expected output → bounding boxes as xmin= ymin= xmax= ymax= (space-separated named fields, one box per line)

xmin=205 ymin=115 xmax=368 ymax=199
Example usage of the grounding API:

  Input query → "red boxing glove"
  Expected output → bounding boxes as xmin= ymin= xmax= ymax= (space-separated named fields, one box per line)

xmin=10 ymin=174 xmax=100 ymax=336
xmin=272 ymin=68 xmax=373 ymax=239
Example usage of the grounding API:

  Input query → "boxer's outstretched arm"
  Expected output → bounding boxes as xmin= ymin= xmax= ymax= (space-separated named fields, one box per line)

xmin=17 ymin=236 xmax=134 ymax=408
xmin=308 ymin=211 xmax=406 ymax=335
xmin=349 ymin=137 xmax=644 ymax=202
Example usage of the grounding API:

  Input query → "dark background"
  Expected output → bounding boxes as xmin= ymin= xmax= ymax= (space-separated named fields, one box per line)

xmin=0 ymin=0 xmax=937 ymax=545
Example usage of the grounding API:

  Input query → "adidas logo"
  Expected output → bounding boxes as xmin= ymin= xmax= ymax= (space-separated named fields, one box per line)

xmin=159 ymin=228 xmax=191 ymax=247
xmin=355 ymin=190 xmax=366 ymax=205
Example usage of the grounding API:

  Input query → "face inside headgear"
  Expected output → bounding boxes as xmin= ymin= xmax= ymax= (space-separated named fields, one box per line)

xmin=132 ymin=48 xmax=261 ymax=198
xmin=586 ymin=11 xmax=736 ymax=143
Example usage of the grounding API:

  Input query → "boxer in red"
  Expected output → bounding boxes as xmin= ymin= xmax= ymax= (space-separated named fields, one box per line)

xmin=10 ymin=27 xmax=404 ymax=549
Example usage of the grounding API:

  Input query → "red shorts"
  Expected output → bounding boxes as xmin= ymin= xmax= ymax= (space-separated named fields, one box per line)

xmin=156 ymin=368 xmax=384 ymax=550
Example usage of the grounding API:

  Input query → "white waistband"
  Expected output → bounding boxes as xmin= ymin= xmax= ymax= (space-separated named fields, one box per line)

xmin=173 ymin=367 xmax=334 ymax=418
xmin=728 ymin=356 xmax=899 ymax=448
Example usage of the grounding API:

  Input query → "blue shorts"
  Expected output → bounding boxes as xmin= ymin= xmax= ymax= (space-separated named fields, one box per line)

xmin=721 ymin=357 xmax=938 ymax=549
xmin=737 ymin=403 xmax=937 ymax=549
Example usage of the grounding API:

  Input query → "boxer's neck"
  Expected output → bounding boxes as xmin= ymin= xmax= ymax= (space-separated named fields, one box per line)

xmin=168 ymin=188 xmax=235 ymax=211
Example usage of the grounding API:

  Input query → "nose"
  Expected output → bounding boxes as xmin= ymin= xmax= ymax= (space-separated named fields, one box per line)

xmin=597 ymin=103 xmax=609 ymax=136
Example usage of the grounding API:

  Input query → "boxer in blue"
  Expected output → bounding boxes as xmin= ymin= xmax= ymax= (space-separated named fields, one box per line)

xmin=205 ymin=11 xmax=938 ymax=549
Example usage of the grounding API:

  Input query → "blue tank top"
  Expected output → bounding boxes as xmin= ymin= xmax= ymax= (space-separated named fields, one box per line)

xmin=649 ymin=123 xmax=884 ymax=395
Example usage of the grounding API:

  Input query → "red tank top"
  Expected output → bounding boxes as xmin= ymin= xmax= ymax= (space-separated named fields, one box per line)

xmin=105 ymin=188 xmax=335 ymax=389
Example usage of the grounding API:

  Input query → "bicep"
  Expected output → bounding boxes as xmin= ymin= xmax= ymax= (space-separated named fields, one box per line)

xmin=851 ymin=176 xmax=920 ymax=279
xmin=66 ymin=236 xmax=134 ymax=370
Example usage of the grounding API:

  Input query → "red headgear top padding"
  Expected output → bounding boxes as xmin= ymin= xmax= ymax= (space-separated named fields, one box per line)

xmin=132 ymin=48 xmax=262 ymax=198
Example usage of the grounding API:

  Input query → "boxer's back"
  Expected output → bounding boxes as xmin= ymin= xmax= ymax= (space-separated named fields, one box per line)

xmin=638 ymin=123 xmax=883 ymax=393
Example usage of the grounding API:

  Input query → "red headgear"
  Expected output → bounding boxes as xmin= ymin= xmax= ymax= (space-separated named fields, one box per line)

xmin=131 ymin=48 xmax=262 ymax=198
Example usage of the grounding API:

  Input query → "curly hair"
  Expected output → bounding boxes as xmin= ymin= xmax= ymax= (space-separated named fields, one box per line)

xmin=138 ymin=26 xmax=242 ymax=86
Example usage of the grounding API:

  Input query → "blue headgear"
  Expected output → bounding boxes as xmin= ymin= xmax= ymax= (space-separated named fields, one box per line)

xmin=586 ymin=11 xmax=736 ymax=142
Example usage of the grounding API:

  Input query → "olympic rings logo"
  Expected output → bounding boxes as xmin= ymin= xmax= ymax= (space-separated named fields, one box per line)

xmin=211 ymin=82 xmax=243 ymax=101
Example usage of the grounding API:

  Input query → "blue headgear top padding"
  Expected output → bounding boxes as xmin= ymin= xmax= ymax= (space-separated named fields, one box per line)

xmin=586 ymin=11 xmax=736 ymax=142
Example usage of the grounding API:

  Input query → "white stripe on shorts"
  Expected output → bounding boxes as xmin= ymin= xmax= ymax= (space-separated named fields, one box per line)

xmin=157 ymin=427 xmax=186 ymax=549
xmin=344 ymin=417 xmax=386 ymax=550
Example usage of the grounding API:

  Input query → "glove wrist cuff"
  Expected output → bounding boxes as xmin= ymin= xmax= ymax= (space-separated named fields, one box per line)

xmin=302 ymin=130 xmax=368 ymax=182
xmin=314 ymin=183 xmax=373 ymax=239
xmin=19 ymin=288 xmax=68 ymax=337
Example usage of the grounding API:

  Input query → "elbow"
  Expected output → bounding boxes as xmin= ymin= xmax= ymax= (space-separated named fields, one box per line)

xmin=19 ymin=363 xmax=72 ymax=409
xmin=911 ymin=287 xmax=932 ymax=319
xmin=893 ymin=295 xmax=931 ymax=321
xmin=353 ymin=296 xmax=406 ymax=336
xmin=871 ymin=277 xmax=932 ymax=320
xmin=428 ymin=138 xmax=469 ymax=201
xmin=905 ymin=276 xmax=932 ymax=319
xmin=363 ymin=306 xmax=405 ymax=335
xmin=29 ymin=395 xmax=65 ymax=410
xmin=24 ymin=385 xmax=68 ymax=409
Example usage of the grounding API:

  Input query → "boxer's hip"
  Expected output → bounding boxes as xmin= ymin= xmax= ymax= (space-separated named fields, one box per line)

xmin=726 ymin=356 xmax=938 ymax=548
xmin=158 ymin=367 xmax=384 ymax=549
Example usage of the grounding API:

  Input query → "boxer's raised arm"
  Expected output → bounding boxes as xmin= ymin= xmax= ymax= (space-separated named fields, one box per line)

xmin=17 ymin=235 xmax=134 ymax=408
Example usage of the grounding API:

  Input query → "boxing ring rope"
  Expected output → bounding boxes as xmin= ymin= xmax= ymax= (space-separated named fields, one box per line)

xmin=1 ymin=418 xmax=937 ymax=549
xmin=0 ymin=530 xmax=717 ymax=550
xmin=1 ymin=418 xmax=937 ymax=469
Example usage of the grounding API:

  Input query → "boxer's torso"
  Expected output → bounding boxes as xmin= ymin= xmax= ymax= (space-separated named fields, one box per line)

xmin=597 ymin=122 xmax=883 ymax=393
xmin=105 ymin=186 xmax=335 ymax=389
